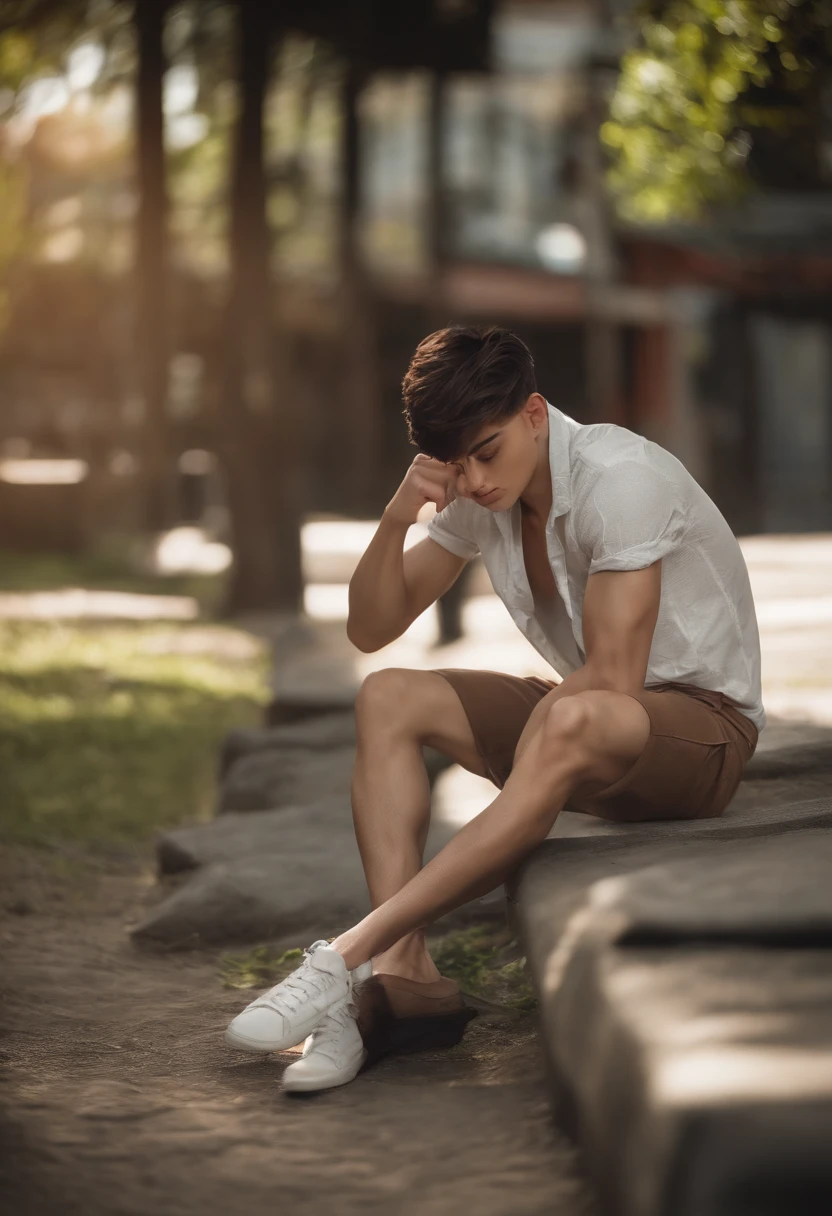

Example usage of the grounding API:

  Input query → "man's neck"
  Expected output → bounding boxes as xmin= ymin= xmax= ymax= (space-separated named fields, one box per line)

xmin=519 ymin=415 xmax=552 ymax=525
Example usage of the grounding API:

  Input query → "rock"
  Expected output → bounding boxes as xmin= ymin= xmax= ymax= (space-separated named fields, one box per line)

xmin=158 ymin=807 xmax=311 ymax=873
xmin=551 ymin=931 xmax=832 ymax=1216
xmin=218 ymin=746 xmax=355 ymax=812
xmin=720 ymin=770 xmax=832 ymax=816
xmin=139 ymin=797 xmax=504 ymax=948
xmin=744 ymin=717 xmax=832 ymax=779
xmin=136 ymin=854 xmax=369 ymax=952
xmin=532 ymin=830 xmax=832 ymax=1216
xmin=264 ymin=687 xmax=357 ymax=727
xmin=547 ymin=789 xmax=832 ymax=844
xmin=744 ymin=740 xmax=832 ymax=779
xmin=591 ymin=827 xmax=832 ymax=946
xmin=220 ymin=714 xmax=357 ymax=776
xmin=265 ymin=623 xmax=360 ymax=725
xmin=510 ymin=796 xmax=832 ymax=945
xmin=219 ymin=738 xmax=452 ymax=812
xmin=752 ymin=715 xmax=832 ymax=751
xmin=512 ymin=807 xmax=832 ymax=1216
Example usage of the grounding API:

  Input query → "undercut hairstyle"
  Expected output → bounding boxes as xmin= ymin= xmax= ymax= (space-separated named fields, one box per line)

xmin=401 ymin=324 xmax=537 ymax=462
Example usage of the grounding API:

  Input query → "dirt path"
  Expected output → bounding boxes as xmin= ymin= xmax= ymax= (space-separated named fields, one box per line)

xmin=0 ymin=857 xmax=595 ymax=1216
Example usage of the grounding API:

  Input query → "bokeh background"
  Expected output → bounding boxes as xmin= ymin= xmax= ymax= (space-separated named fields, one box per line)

xmin=2 ymin=5 xmax=832 ymax=1212
xmin=2 ymin=0 xmax=831 ymax=608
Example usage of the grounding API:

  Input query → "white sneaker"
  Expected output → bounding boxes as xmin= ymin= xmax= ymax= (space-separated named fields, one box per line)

xmin=281 ymin=996 xmax=368 ymax=1093
xmin=225 ymin=940 xmax=371 ymax=1054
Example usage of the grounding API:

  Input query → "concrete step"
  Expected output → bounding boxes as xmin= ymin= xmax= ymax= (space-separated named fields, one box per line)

xmin=511 ymin=796 xmax=832 ymax=1216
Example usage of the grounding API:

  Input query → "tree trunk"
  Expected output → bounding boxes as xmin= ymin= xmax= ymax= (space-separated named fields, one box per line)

xmin=219 ymin=1 xmax=303 ymax=615
xmin=579 ymin=68 xmax=624 ymax=426
xmin=134 ymin=0 xmax=173 ymax=532
xmin=427 ymin=69 xmax=473 ymax=644
xmin=336 ymin=59 xmax=381 ymax=517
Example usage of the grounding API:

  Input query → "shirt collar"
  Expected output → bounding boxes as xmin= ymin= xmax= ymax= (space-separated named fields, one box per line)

xmin=546 ymin=399 xmax=577 ymax=521
xmin=494 ymin=399 xmax=576 ymax=541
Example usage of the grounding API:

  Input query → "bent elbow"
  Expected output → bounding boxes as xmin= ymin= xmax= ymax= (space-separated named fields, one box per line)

xmin=346 ymin=618 xmax=390 ymax=653
xmin=346 ymin=620 xmax=373 ymax=653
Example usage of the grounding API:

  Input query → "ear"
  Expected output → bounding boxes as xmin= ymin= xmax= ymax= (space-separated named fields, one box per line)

xmin=522 ymin=393 xmax=548 ymax=434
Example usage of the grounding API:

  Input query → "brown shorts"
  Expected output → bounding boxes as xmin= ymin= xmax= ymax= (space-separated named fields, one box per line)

xmin=432 ymin=669 xmax=759 ymax=823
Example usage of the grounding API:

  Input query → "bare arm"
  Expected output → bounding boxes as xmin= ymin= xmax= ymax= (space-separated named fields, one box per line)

xmin=513 ymin=562 xmax=662 ymax=763
xmin=580 ymin=560 xmax=662 ymax=693
xmin=346 ymin=517 xmax=467 ymax=652
xmin=537 ymin=560 xmax=661 ymax=702
xmin=347 ymin=453 xmax=470 ymax=653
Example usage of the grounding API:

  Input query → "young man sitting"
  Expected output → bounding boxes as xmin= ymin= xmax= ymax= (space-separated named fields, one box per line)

xmin=225 ymin=324 xmax=765 ymax=1092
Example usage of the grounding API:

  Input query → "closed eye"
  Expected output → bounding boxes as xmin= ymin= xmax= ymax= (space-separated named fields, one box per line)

xmin=451 ymin=448 xmax=497 ymax=472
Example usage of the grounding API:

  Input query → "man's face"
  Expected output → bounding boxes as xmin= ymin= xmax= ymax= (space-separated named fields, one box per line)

xmin=445 ymin=394 xmax=547 ymax=510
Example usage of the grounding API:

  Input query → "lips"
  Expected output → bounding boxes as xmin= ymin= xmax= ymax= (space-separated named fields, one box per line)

xmin=475 ymin=488 xmax=500 ymax=503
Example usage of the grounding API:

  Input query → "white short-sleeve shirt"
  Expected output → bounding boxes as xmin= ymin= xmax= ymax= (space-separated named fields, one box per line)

xmin=426 ymin=401 xmax=766 ymax=732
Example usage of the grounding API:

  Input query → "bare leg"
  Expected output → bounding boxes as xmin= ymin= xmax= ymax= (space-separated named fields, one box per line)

xmin=350 ymin=668 xmax=493 ymax=982
xmin=332 ymin=690 xmax=650 ymax=969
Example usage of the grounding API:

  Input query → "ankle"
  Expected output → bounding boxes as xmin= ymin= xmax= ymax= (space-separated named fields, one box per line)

xmin=372 ymin=947 xmax=441 ymax=984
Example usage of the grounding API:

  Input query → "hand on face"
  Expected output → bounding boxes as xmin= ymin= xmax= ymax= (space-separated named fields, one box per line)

xmin=385 ymin=453 xmax=465 ymax=526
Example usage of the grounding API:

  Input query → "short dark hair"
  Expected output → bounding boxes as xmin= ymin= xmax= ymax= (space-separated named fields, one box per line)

xmin=401 ymin=324 xmax=537 ymax=462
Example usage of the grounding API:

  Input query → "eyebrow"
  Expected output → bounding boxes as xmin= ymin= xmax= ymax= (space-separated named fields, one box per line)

xmin=461 ymin=431 xmax=501 ymax=459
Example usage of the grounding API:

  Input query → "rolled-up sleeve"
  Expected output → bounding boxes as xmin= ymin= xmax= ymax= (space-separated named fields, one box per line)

xmin=425 ymin=498 xmax=480 ymax=560
xmin=579 ymin=460 xmax=687 ymax=575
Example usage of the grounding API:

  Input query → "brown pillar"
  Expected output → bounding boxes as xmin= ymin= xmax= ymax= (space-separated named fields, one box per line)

xmin=632 ymin=325 xmax=672 ymax=439
xmin=426 ymin=67 xmax=473 ymax=644
xmin=134 ymin=0 xmax=172 ymax=530
xmin=337 ymin=59 xmax=382 ymax=516
xmin=580 ymin=66 xmax=624 ymax=424
xmin=219 ymin=4 xmax=303 ymax=614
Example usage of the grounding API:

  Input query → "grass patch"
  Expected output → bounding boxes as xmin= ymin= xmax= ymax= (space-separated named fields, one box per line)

xmin=219 ymin=945 xmax=305 ymax=990
xmin=0 ymin=617 xmax=269 ymax=852
xmin=220 ymin=924 xmax=537 ymax=1012
xmin=0 ymin=545 xmax=226 ymax=614
xmin=428 ymin=923 xmax=537 ymax=1011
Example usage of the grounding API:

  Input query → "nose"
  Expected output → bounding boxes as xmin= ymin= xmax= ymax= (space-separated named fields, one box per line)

xmin=461 ymin=467 xmax=487 ymax=497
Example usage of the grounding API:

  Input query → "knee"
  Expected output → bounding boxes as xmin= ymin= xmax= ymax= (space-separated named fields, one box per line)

xmin=354 ymin=668 xmax=415 ymax=733
xmin=536 ymin=695 xmax=598 ymax=764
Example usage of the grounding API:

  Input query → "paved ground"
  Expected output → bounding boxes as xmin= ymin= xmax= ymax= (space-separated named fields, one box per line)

xmin=0 ymin=861 xmax=594 ymax=1216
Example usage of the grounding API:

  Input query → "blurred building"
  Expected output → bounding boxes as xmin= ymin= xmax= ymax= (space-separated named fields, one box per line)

xmin=623 ymin=197 xmax=832 ymax=534
xmin=1 ymin=0 xmax=830 ymax=556
xmin=359 ymin=0 xmax=832 ymax=536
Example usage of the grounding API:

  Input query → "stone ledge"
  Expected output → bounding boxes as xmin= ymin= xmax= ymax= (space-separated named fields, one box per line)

xmin=512 ymin=801 xmax=832 ymax=1216
xmin=550 ymin=935 xmax=832 ymax=1216
xmin=745 ymin=739 xmax=832 ymax=780
xmin=508 ymin=796 xmax=832 ymax=942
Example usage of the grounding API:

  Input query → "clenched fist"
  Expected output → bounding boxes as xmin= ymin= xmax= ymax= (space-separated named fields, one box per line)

xmin=384 ymin=453 xmax=463 ymax=527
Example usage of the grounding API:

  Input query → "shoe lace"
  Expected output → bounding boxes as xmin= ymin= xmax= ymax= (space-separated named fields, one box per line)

xmin=307 ymin=999 xmax=358 ymax=1062
xmin=255 ymin=950 xmax=335 ymax=1015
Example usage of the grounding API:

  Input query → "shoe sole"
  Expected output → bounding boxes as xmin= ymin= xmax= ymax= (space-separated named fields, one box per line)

xmin=224 ymin=1026 xmax=279 ymax=1053
xmin=281 ymin=1050 xmax=370 ymax=1094
xmin=224 ymin=1013 xmax=325 ymax=1054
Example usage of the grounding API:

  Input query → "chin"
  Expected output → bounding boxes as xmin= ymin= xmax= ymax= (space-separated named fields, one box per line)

xmin=494 ymin=489 xmax=518 ymax=510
